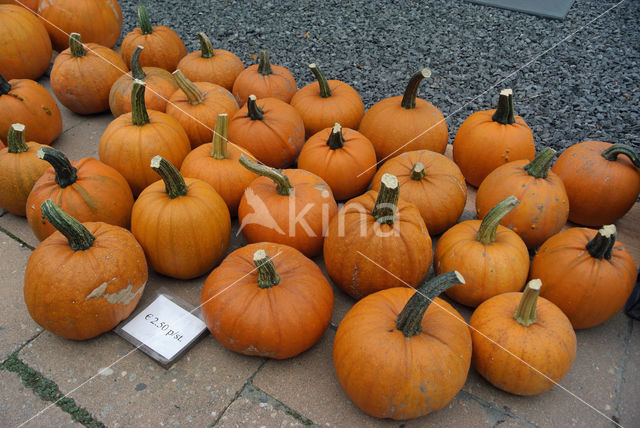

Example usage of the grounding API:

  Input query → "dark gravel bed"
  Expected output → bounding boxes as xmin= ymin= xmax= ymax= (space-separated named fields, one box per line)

xmin=117 ymin=0 xmax=640 ymax=153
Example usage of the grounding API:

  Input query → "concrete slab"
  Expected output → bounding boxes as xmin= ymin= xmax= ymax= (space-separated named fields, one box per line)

xmin=0 ymin=212 xmax=39 ymax=249
xmin=618 ymin=319 xmax=639 ymax=427
xmin=216 ymin=396 xmax=304 ymax=427
xmin=48 ymin=112 xmax=113 ymax=162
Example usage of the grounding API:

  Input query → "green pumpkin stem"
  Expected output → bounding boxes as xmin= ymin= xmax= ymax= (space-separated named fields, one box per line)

xmin=476 ymin=196 xmax=520 ymax=245
xmin=400 ymin=68 xmax=431 ymax=110
xmin=247 ymin=95 xmax=264 ymax=120
xmin=130 ymin=45 xmax=146 ymax=80
xmin=69 ymin=33 xmax=86 ymax=58
xmin=40 ymin=200 xmax=95 ymax=251
xmin=586 ymin=225 xmax=617 ymax=260
xmin=410 ymin=162 xmax=426 ymax=180
xmin=37 ymin=147 xmax=77 ymax=188
xmin=327 ymin=123 xmax=344 ymax=150
xmin=138 ymin=3 xmax=154 ymax=35
xmin=239 ymin=154 xmax=293 ymax=196
xmin=197 ymin=32 xmax=215 ymax=58
xmin=491 ymin=89 xmax=516 ymax=125
xmin=601 ymin=144 xmax=640 ymax=167
xmin=0 ymin=73 xmax=11 ymax=95
xmin=523 ymin=147 xmax=556 ymax=179
xmin=131 ymin=80 xmax=150 ymax=126
xmin=309 ymin=63 xmax=332 ymax=98
xmin=371 ymin=174 xmax=399 ymax=225
xmin=514 ymin=279 xmax=542 ymax=326
xmin=257 ymin=50 xmax=273 ymax=75
xmin=172 ymin=70 xmax=205 ymax=105
xmin=396 ymin=271 xmax=465 ymax=337
xmin=254 ymin=249 xmax=281 ymax=288
xmin=7 ymin=123 xmax=29 ymax=154
xmin=150 ymin=156 xmax=188 ymax=199
xmin=211 ymin=114 xmax=229 ymax=160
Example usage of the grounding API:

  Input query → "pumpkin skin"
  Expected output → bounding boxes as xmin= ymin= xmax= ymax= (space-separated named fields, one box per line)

xmin=201 ymin=243 xmax=334 ymax=359
xmin=232 ymin=50 xmax=297 ymax=106
xmin=0 ymin=4 xmax=52 ymax=80
xmin=0 ymin=0 xmax=38 ymax=10
xmin=37 ymin=0 xmax=122 ymax=51
xmin=359 ymin=69 xmax=448 ymax=162
xmin=552 ymin=141 xmax=640 ymax=226
xmin=24 ymin=201 xmax=147 ymax=341
xmin=372 ymin=150 xmax=466 ymax=235
xmin=529 ymin=225 xmax=636 ymax=329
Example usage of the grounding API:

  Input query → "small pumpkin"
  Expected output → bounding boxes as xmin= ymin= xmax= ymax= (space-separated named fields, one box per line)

xmin=434 ymin=196 xmax=529 ymax=307
xmin=470 ymin=280 xmax=577 ymax=395
xmin=227 ymin=94 xmax=305 ymax=168
xmin=333 ymin=271 xmax=471 ymax=420
xmin=358 ymin=69 xmax=448 ymax=162
xmin=201 ymin=243 xmax=334 ymax=359
xmin=24 ymin=200 xmax=147 ymax=341
xmin=120 ymin=3 xmax=186 ymax=72
xmin=476 ymin=147 xmax=569 ymax=248
xmin=530 ymin=225 xmax=636 ymax=329
xmin=177 ymin=32 xmax=244 ymax=92
xmin=290 ymin=63 xmax=364 ymax=138
xmin=371 ymin=150 xmax=466 ymax=235
xmin=131 ymin=156 xmax=231 ymax=279
xmin=551 ymin=141 xmax=640 ymax=226
xmin=323 ymin=174 xmax=433 ymax=299
xmin=453 ymin=89 xmax=535 ymax=187
xmin=231 ymin=50 xmax=297 ymax=106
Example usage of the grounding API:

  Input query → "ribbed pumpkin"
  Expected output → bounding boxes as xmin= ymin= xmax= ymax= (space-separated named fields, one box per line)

xmin=530 ymin=225 xmax=637 ymax=329
xmin=290 ymin=63 xmax=364 ymax=138
xmin=227 ymin=95 xmax=305 ymax=168
xmin=0 ymin=124 xmax=50 ymax=216
xmin=453 ymin=89 xmax=535 ymax=187
xmin=552 ymin=141 xmax=640 ymax=226
xmin=131 ymin=156 xmax=231 ymax=279
xmin=0 ymin=0 xmax=38 ymax=10
xmin=24 ymin=200 xmax=147 ymax=341
xmin=298 ymin=123 xmax=376 ymax=201
xmin=120 ymin=3 xmax=186 ymax=72
xmin=177 ymin=32 xmax=244 ymax=92
xmin=201 ymin=243 xmax=334 ymax=359
xmin=434 ymin=196 xmax=529 ymax=307
xmin=0 ymin=4 xmax=52 ymax=80
xmin=323 ymin=174 xmax=432 ymax=300
xmin=470 ymin=280 xmax=577 ymax=395
xmin=333 ymin=271 xmax=471 ymax=420
xmin=0 ymin=74 xmax=62 ymax=145
xmin=372 ymin=150 xmax=466 ymax=235
xmin=99 ymin=80 xmax=191 ymax=196
xmin=358 ymin=69 xmax=448 ymax=162
xmin=231 ymin=50 xmax=297 ymax=106
xmin=476 ymin=148 xmax=569 ymax=248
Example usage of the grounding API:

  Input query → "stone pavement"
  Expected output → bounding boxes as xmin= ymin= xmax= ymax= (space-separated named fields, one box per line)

xmin=1 ymin=77 xmax=639 ymax=428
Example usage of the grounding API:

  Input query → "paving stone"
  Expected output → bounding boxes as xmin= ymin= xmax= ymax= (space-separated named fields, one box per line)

xmin=618 ymin=318 xmax=639 ymax=427
xmin=48 ymin=112 xmax=113 ymax=162
xmin=0 ymin=212 xmax=39 ymax=249
xmin=402 ymin=392 xmax=494 ymax=427
xmin=216 ymin=397 xmax=304 ymax=428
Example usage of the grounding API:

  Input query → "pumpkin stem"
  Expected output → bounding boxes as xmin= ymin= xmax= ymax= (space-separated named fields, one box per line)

xmin=410 ymin=162 xmax=426 ymax=180
xmin=400 ymin=68 xmax=431 ymax=110
xmin=253 ymin=249 xmax=281 ymax=288
xmin=601 ymin=144 xmax=640 ymax=167
xmin=239 ymin=154 xmax=293 ymax=196
xmin=7 ymin=123 xmax=29 ymax=154
xmin=69 ymin=33 xmax=86 ymax=58
xmin=476 ymin=196 xmax=520 ymax=245
xmin=211 ymin=114 xmax=229 ymax=160
xmin=396 ymin=271 xmax=465 ymax=337
xmin=309 ymin=63 xmax=332 ymax=98
xmin=523 ymin=147 xmax=556 ymax=179
xmin=491 ymin=89 xmax=516 ymax=125
xmin=40 ymin=200 xmax=95 ymax=251
xmin=514 ymin=279 xmax=542 ymax=326
xmin=257 ymin=50 xmax=272 ymax=75
xmin=131 ymin=80 xmax=151 ymax=126
xmin=150 ymin=155 xmax=188 ymax=199
xmin=172 ymin=70 xmax=205 ymax=105
xmin=371 ymin=174 xmax=399 ymax=225
xmin=586 ymin=225 xmax=617 ymax=260
xmin=130 ymin=45 xmax=146 ymax=80
xmin=247 ymin=95 xmax=264 ymax=121
xmin=138 ymin=3 xmax=154 ymax=35
xmin=37 ymin=147 xmax=77 ymax=188
xmin=327 ymin=123 xmax=344 ymax=150
xmin=197 ymin=32 xmax=215 ymax=58
xmin=0 ymin=73 xmax=11 ymax=95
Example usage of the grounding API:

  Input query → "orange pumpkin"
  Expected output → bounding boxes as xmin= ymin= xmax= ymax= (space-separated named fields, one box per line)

xmin=552 ymin=141 xmax=640 ymax=226
xmin=24 ymin=200 xmax=147 ymax=340
xmin=453 ymin=89 xmax=535 ymax=187
xmin=231 ymin=50 xmax=297 ymax=106
xmin=530 ymin=225 xmax=637 ymax=329
xmin=131 ymin=156 xmax=231 ymax=279
xmin=227 ymin=94 xmax=305 ymax=168
xmin=476 ymin=148 xmax=569 ymax=248
xmin=0 ymin=0 xmax=38 ymax=10
xmin=470 ymin=280 xmax=577 ymax=395
xmin=333 ymin=271 xmax=471 ymax=419
xmin=323 ymin=174 xmax=433 ymax=299
xmin=201 ymin=243 xmax=334 ymax=359
xmin=26 ymin=147 xmax=134 ymax=241
xmin=372 ymin=150 xmax=466 ymax=235
xmin=358 ymin=69 xmax=448 ymax=162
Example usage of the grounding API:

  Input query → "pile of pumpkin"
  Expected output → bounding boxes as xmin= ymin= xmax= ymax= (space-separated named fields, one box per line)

xmin=2 ymin=0 xmax=639 ymax=421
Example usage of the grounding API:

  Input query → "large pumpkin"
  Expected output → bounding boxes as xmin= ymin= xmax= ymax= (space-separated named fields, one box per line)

xmin=333 ymin=271 xmax=471 ymax=419
xmin=24 ymin=200 xmax=147 ymax=341
xmin=231 ymin=50 xmax=297 ymax=106
xmin=0 ymin=1 xmax=38 ymax=10
xmin=201 ymin=243 xmax=334 ymax=359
